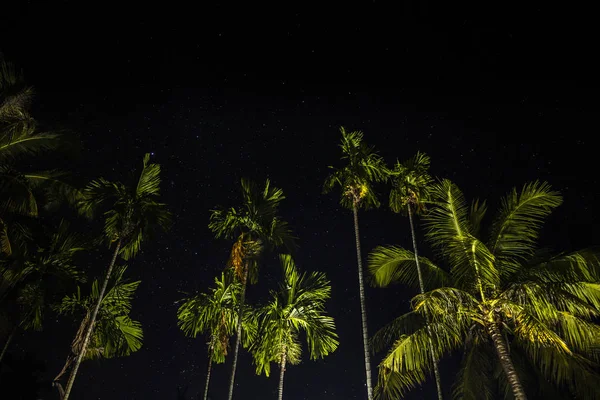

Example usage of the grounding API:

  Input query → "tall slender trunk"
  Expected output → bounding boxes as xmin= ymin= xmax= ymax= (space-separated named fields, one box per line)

xmin=352 ymin=203 xmax=373 ymax=400
xmin=407 ymin=205 xmax=443 ymax=400
xmin=487 ymin=321 xmax=527 ymax=400
xmin=227 ymin=265 xmax=249 ymax=400
xmin=0 ymin=324 xmax=17 ymax=363
xmin=203 ymin=349 xmax=213 ymax=400
xmin=62 ymin=239 xmax=122 ymax=400
xmin=53 ymin=355 xmax=74 ymax=400
xmin=277 ymin=347 xmax=287 ymax=400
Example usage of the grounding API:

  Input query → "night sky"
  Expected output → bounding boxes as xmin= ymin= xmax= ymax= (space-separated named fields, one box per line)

xmin=1 ymin=2 xmax=597 ymax=399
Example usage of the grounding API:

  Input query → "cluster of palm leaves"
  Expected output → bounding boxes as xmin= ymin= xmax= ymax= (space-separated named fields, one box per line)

xmin=0 ymin=57 xmax=171 ymax=400
xmin=177 ymin=179 xmax=339 ymax=400
xmin=323 ymin=126 xmax=600 ymax=399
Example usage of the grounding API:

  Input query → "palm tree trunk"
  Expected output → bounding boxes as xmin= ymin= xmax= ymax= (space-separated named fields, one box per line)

xmin=277 ymin=347 xmax=287 ymax=400
xmin=407 ymin=205 xmax=443 ymax=400
xmin=352 ymin=203 xmax=373 ymax=400
xmin=227 ymin=264 xmax=249 ymax=400
xmin=53 ymin=355 xmax=74 ymax=400
xmin=203 ymin=352 xmax=213 ymax=400
xmin=487 ymin=321 xmax=527 ymax=400
xmin=0 ymin=324 xmax=17 ymax=364
xmin=62 ymin=239 xmax=122 ymax=400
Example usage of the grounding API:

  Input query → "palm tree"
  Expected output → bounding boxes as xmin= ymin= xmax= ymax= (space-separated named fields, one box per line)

xmin=177 ymin=272 xmax=256 ymax=400
xmin=209 ymin=178 xmax=295 ymax=400
xmin=251 ymin=254 xmax=338 ymax=400
xmin=385 ymin=151 xmax=444 ymax=399
xmin=53 ymin=265 xmax=143 ymax=398
xmin=323 ymin=126 xmax=387 ymax=400
xmin=0 ymin=220 xmax=85 ymax=363
xmin=0 ymin=58 xmax=79 ymax=256
xmin=369 ymin=180 xmax=600 ymax=399
xmin=61 ymin=153 xmax=171 ymax=400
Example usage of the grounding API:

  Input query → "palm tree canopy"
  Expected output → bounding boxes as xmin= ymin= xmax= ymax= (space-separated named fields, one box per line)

xmin=389 ymin=151 xmax=433 ymax=215
xmin=369 ymin=179 xmax=600 ymax=399
xmin=78 ymin=153 xmax=171 ymax=260
xmin=177 ymin=272 xmax=256 ymax=363
xmin=251 ymin=254 xmax=339 ymax=377
xmin=0 ymin=220 xmax=86 ymax=331
xmin=323 ymin=126 xmax=388 ymax=210
xmin=208 ymin=178 xmax=295 ymax=283
xmin=56 ymin=265 xmax=143 ymax=360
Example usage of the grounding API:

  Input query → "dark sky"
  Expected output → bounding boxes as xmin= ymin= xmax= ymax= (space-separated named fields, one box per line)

xmin=1 ymin=1 xmax=597 ymax=399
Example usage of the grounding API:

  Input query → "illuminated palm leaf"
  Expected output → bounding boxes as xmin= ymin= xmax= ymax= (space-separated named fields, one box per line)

xmin=368 ymin=246 xmax=449 ymax=290
xmin=56 ymin=266 xmax=143 ymax=361
xmin=323 ymin=127 xmax=387 ymax=210
xmin=250 ymin=254 xmax=338 ymax=400
xmin=78 ymin=153 xmax=171 ymax=260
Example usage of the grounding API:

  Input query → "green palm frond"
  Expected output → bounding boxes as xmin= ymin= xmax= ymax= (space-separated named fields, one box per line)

xmin=135 ymin=153 xmax=162 ymax=197
xmin=489 ymin=181 xmax=562 ymax=277
xmin=468 ymin=199 xmax=488 ymax=238
xmin=78 ymin=154 xmax=171 ymax=259
xmin=0 ymin=218 xmax=11 ymax=255
xmin=177 ymin=272 xmax=241 ymax=364
xmin=371 ymin=312 xmax=425 ymax=353
xmin=519 ymin=340 xmax=600 ymax=400
xmin=324 ymin=126 xmax=388 ymax=210
xmin=57 ymin=266 xmax=144 ymax=361
xmin=453 ymin=335 xmax=495 ymax=400
xmin=374 ymin=367 xmax=427 ymax=400
xmin=77 ymin=178 xmax=123 ymax=219
xmin=0 ymin=129 xmax=62 ymax=163
xmin=250 ymin=255 xmax=338 ymax=377
xmin=517 ymin=249 xmax=600 ymax=285
xmin=389 ymin=151 xmax=433 ymax=214
xmin=425 ymin=180 xmax=500 ymax=293
xmin=16 ymin=282 xmax=44 ymax=331
xmin=424 ymin=179 xmax=472 ymax=250
xmin=368 ymin=245 xmax=449 ymax=290
xmin=378 ymin=318 xmax=465 ymax=397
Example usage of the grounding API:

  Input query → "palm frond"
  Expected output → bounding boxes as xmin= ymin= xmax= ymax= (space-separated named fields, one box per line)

xmin=378 ymin=318 xmax=464 ymax=397
xmin=324 ymin=126 xmax=387 ymax=210
xmin=519 ymin=339 xmax=600 ymax=400
xmin=371 ymin=311 xmax=425 ymax=353
xmin=368 ymin=245 xmax=449 ymax=290
xmin=489 ymin=181 xmax=562 ymax=277
xmin=135 ymin=153 xmax=161 ymax=198
xmin=453 ymin=336 xmax=495 ymax=400
xmin=389 ymin=151 xmax=433 ymax=214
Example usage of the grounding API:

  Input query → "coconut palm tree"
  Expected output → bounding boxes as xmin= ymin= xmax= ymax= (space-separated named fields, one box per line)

xmin=177 ymin=272 xmax=257 ymax=400
xmin=0 ymin=220 xmax=85 ymax=363
xmin=385 ymin=151 xmax=444 ymax=399
xmin=53 ymin=265 xmax=143 ymax=398
xmin=323 ymin=127 xmax=387 ymax=400
xmin=0 ymin=58 xmax=79 ymax=256
xmin=369 ymin=180 xmax=600 ymax=399
xmin=251 ymin=254 xmax=338 ymax=400
xmin=61 ymin=153 xmax=171 ymax=400
xmin=209 ymin=178 xmax=295 ymax=400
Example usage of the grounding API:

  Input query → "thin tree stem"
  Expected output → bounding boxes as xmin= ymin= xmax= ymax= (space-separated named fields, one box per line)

xmin=62 ymin=239 xmax=122 ymax=400
xmin=352 ymin=203 xmax=373 ymax=400
xmin=278 ymin=347 xmax=287 ymax=400
xmin=407 ymin=205 xmax=443 ymax=400
xmin=203 ymin=349 xmax=213 ymax=400
xmin=487 ymin=321 xmax=527 ymax=400
xmin=227 ymin=264 xmax=248 ymax=400
xmin=0 ymin=324 xmax=17 ymax=364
